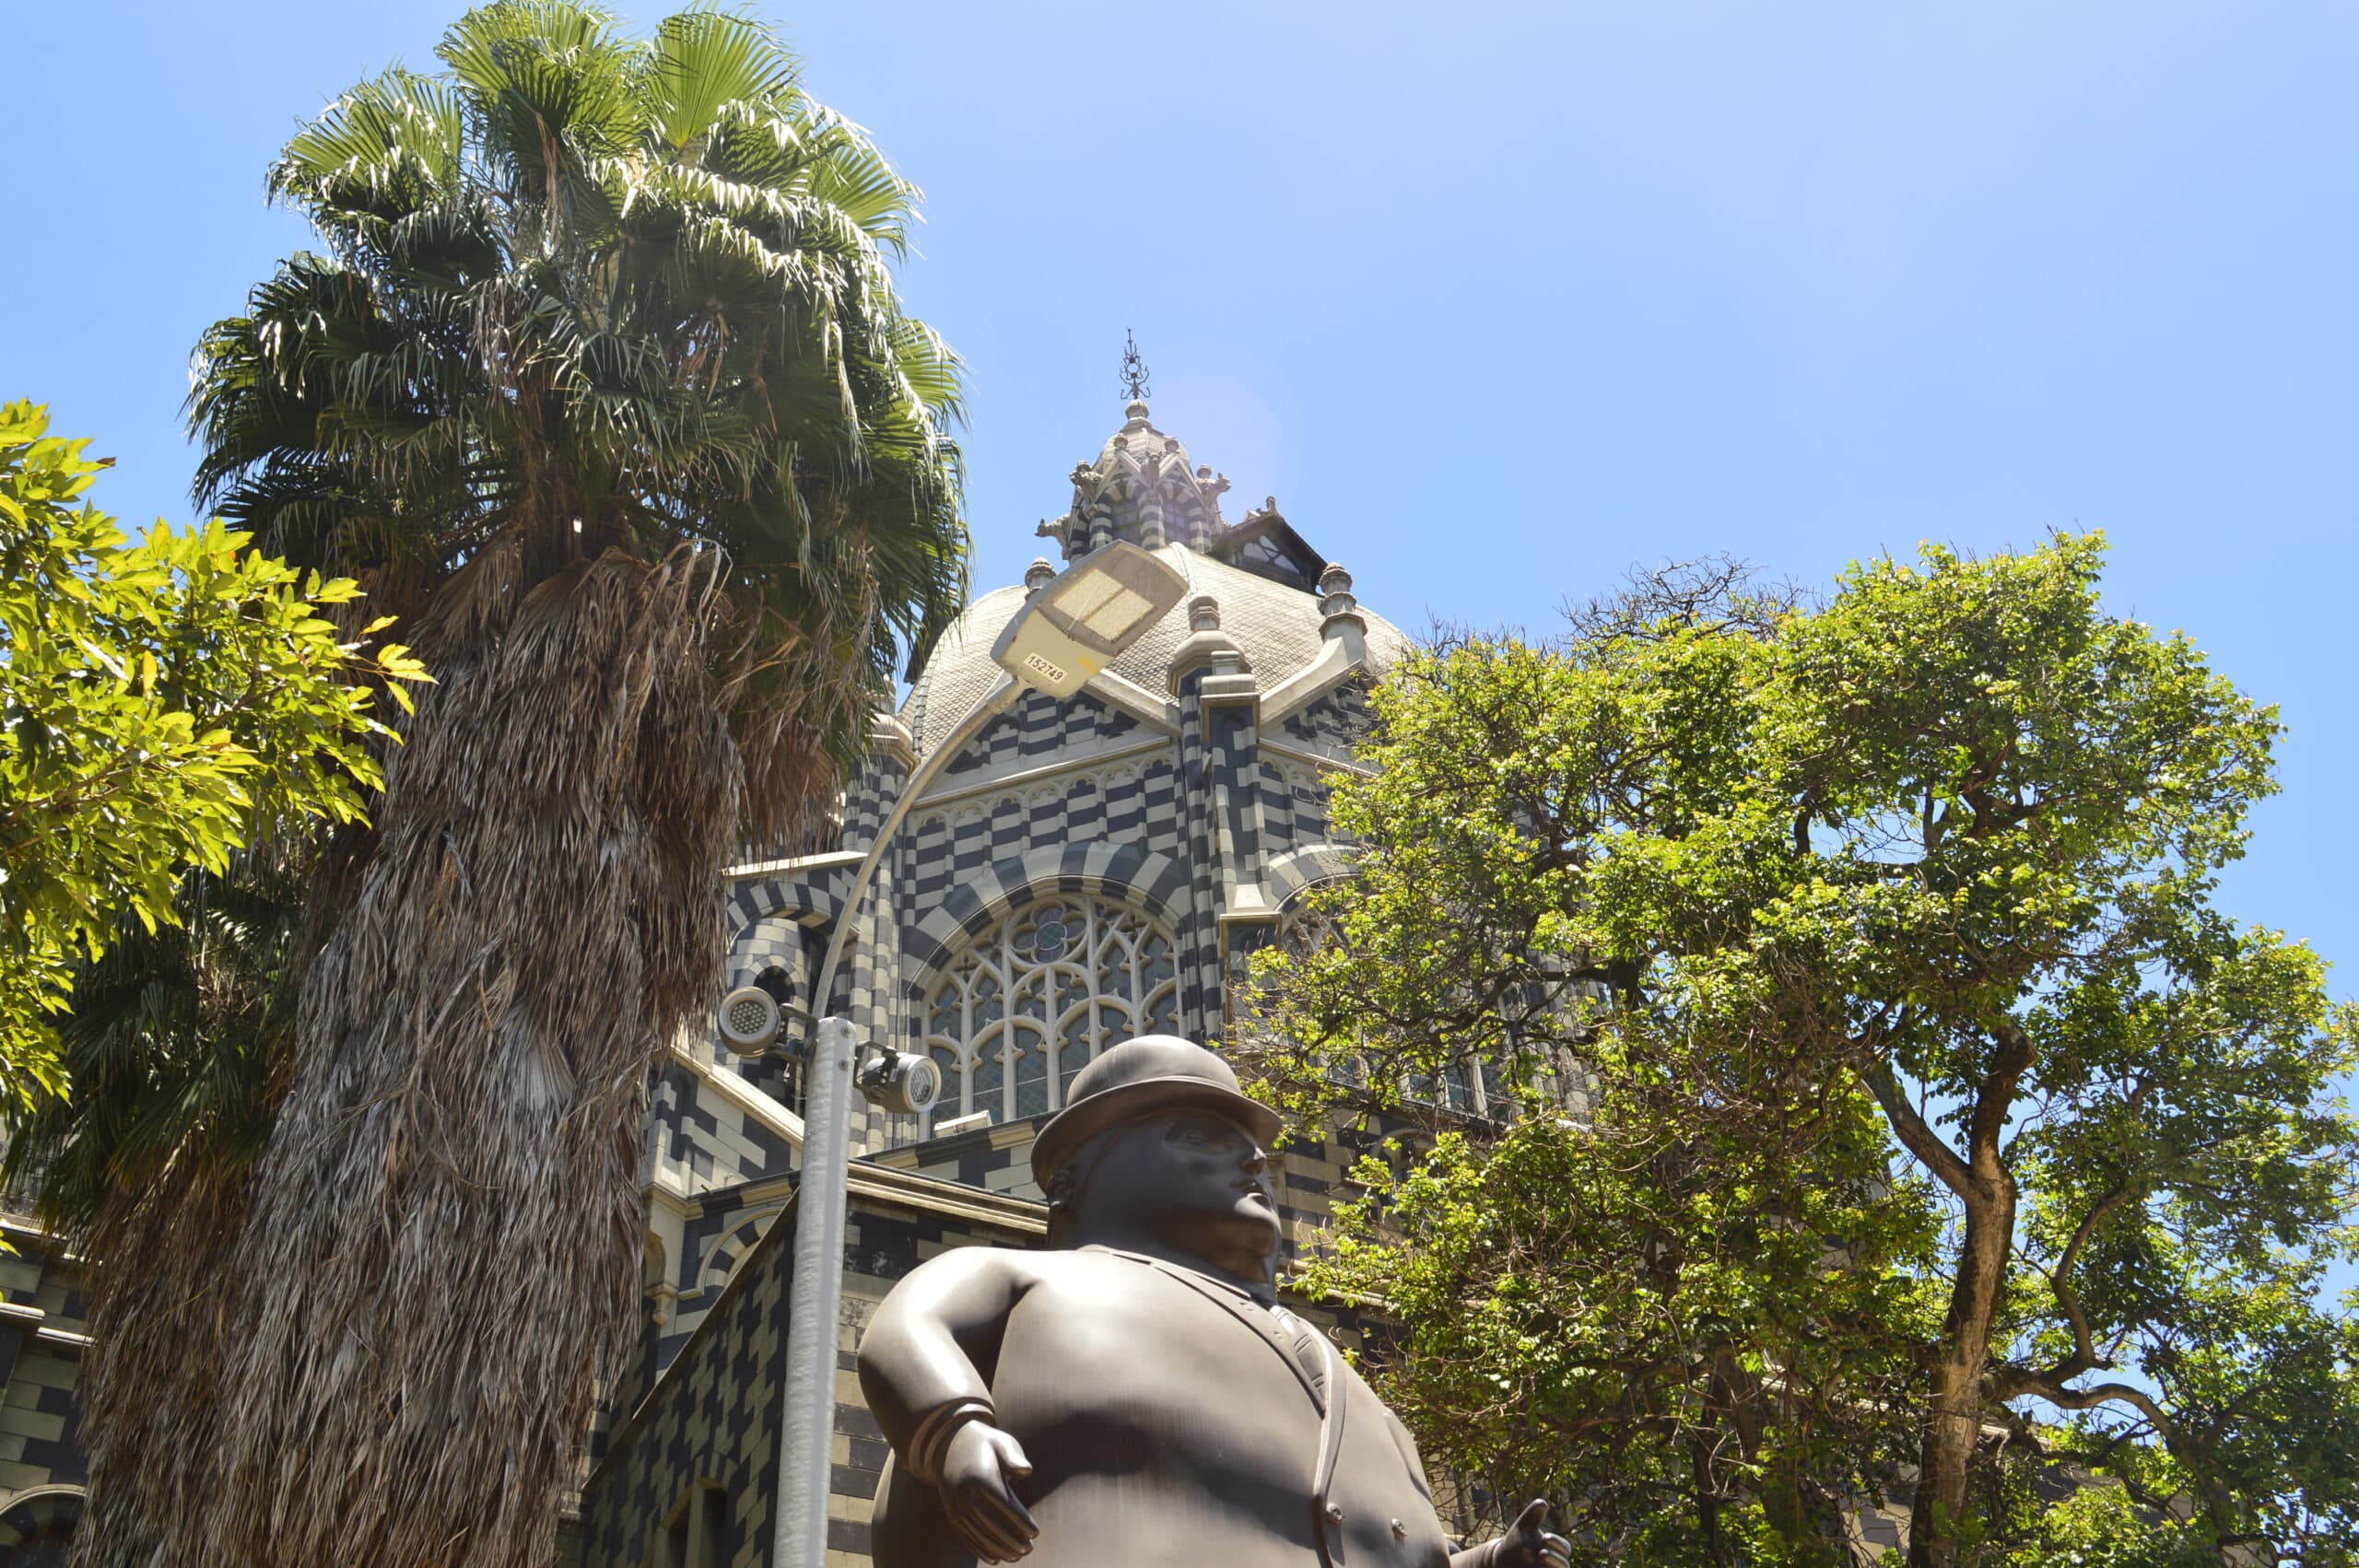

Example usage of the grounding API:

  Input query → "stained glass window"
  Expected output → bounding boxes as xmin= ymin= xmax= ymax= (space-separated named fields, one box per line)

xmin=919 ymin=894 xmax=1182 ymax=1137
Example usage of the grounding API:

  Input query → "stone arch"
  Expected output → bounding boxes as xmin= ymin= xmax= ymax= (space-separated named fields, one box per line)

xmin=724 ymin=911 xmax=818 ymax=1005
xmin=1268 ymin=842 xmax=1356 ymax=910
xmin=898 ymin=842 xmax=1188 ymax=984
xmin=725 ymin=871 xmax=849 ymax=932
xmin=915 ymin=891 xmax=1183 ymax=1131
xmin=0 ymin=1486 xmax=84 ymax=1563
xmin=696 ymin=1212 xmax=775 ymax=1299
xmin=898 ymin=844 xmax=1190 ymax=1136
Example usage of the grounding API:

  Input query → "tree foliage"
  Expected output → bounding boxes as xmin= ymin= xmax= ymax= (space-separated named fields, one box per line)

xmin=0 ymin=402 xmax=421 ymax=1113
xmin=62 ymin=6 xmax=972 ymax=1565
xmin=1242 ymin=537 xmax=2358 ymax=1568
xmin=189 ymin=0 xmax=968 ymax=829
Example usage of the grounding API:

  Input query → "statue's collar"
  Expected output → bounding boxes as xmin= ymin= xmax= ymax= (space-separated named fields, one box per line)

xmin=1079 ymin=1244 xmax=1281 ymax=1307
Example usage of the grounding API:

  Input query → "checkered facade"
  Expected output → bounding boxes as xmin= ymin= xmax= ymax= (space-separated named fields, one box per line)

xmin=657 ymin=658 xmax=1368 ymax=1220
xmin=0 ymin=1218 xmax=88 ymax=1539
xmin=600 ymin=403 xmax=1419 ymax=1563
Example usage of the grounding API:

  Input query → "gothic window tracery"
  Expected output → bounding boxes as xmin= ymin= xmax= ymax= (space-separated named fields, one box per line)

xmin=921 ymin=895 xmax=1181 ymax=1135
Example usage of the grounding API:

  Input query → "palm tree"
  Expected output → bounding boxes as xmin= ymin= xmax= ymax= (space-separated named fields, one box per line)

xmin=80 ymin=6 xmax=968 ymax=1563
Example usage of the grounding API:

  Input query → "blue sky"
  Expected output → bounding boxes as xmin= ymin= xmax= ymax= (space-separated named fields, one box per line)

xmin=9 ymin=6 xmax=2355 ymax=1030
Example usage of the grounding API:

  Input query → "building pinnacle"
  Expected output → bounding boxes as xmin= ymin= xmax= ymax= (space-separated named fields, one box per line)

xmin=1119 ymin=329 xmax=1151 ymax=404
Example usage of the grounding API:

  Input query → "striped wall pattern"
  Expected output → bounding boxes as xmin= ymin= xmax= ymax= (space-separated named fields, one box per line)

xmin=941 ymin=688 xmax=1143 ymax=780
xmin=655 ymin=1191 xmax=792 ymax=1361
xmin=1173 ymin=674 xmax=1221 ymax=1038
xmin=1266 ymin=842 xmax=1356 ymax=912
xmin=842 ymin=745 xmax=909 ymax=854
xmin=1208 ymin=698 xmax=1263 ymax=903
xmin=580 ymin=1195 xmax=790 ymax=1568
xmin=1261 ymin=758 xmax=1340 ymax=851
xmin=581 ymin=1180 xmax=1048 ymax=1568
xmin=646 ymin=1059 xmax=797 ymax=1215
xmin=1279 ymin=675 xmax=1377 ymax=749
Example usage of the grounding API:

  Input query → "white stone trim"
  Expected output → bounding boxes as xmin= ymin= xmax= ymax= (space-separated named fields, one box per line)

xmin=1261 ymin=637 xmax=1362 ymax=726
xmin=723 ymin=848 xmax=866 ymax=882
xmin=1261 ymin=737 xmax=1377 ymax=778
xmin=912 ymin=736 xmax=1177 ymax=809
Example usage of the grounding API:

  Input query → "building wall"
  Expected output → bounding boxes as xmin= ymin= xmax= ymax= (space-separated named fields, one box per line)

xmin=581 ymin=1166 xmax=1048 ymax=1568
xmin=0 ymin=1215 xmax=88 ymax=1557
xmin=644 ymin=649 xmax=1385 ymax=1346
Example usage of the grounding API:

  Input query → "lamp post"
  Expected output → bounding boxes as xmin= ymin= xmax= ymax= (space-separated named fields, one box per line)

xmin=769 ymin=542 xmax=1185 ymax=1567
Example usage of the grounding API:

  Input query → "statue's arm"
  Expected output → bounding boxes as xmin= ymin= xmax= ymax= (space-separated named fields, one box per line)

xmin=857 ymin=1246 xmax=1031 ymax=1469
xmin=859 ymin=1248 xmax=1042 ymax=1561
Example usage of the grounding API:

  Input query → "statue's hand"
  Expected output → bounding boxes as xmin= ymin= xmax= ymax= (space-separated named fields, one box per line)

xmin=1473 ymin=1499 xmax=1571 ymax=1568
xmin=936 ymin=1418 xmax=1039 ymax=1562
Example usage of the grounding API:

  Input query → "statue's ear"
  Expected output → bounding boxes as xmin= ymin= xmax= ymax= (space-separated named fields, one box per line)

xmin=1041 ymin=1166 xmax=1082 ymax=1249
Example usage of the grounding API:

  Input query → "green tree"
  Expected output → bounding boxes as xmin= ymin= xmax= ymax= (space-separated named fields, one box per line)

xmin=94 ymin=5 xmax=970 ymax=1564
xmin=0 ymin=401 xmax=418 ymax=1113
xmin=1244 ymin=542 xmax=2358 ymax=1568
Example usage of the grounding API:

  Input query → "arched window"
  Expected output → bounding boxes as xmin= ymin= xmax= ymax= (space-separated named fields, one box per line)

xmin=921 ymin=895 xmax=1180 ymax=1133
xmin=0 ymin=1489 xmax=83 ymax=1568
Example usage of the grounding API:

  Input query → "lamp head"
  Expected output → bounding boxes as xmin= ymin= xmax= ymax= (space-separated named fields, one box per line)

xmin=990 ymin=541 xmax=1189 ymax=697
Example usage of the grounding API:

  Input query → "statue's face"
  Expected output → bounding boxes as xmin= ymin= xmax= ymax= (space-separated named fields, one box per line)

xmin=1069 ymin=1108 xmax=1281 ymax=1274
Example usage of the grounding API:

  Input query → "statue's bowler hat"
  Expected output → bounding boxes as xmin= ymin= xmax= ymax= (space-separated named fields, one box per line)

xmin=1031 ymin=1035 xmax=1284 ymax=1182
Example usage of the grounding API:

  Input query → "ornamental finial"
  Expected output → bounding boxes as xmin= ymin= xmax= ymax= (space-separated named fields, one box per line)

xmin=1119 ymin=329 xmax=1151 ymax=404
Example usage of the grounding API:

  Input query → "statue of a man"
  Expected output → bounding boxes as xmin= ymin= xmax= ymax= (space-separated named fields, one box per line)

xmin=857 ymin=1035 xmax=1570 ymax=1567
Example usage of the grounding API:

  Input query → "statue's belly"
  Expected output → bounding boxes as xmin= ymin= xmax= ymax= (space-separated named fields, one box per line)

xmin=989 ymin=1275 xmax=1324 ymax=1564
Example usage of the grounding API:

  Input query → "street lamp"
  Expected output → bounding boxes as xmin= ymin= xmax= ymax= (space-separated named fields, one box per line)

xmin=757 ymin=542 xmax=1186 ymax=1568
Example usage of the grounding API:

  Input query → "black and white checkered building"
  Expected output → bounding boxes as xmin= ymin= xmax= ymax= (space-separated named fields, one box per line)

xmin=632 ymin=397 xmax=1411 ymax=1372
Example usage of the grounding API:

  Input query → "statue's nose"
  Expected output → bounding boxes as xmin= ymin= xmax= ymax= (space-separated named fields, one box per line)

xmin=1241 ymin=1142 xmax=1269 ymax=1174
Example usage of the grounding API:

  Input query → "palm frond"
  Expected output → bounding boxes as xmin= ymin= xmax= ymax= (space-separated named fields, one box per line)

xmin=640 ymin=5 xmax=797 ymax=152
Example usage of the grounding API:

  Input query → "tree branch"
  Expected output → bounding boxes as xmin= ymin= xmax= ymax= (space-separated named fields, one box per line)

xmin=1860 ymin=1059 xmax=1973 ymax=1198
xmin=1969 ymin=1018 xmax=2038 ymax=1167
xmin=2035 ymin=1183 xmax=2135 ymax=1386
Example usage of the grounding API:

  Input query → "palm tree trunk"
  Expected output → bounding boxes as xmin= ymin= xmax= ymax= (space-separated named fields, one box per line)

xmin=66 ymin=1178 xmax=250 ymax=1568
xmin=185 ymin=549 xmax=739 ymax=1567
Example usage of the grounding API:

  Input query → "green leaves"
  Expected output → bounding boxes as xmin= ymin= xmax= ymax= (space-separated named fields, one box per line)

xmin=0 ymin=401 xmax=425 ymax=1114
xmin=195 ymin=0 xmax=967 ymax=843
xmin=1244 ymin=543 xmax=2356 ymax=1564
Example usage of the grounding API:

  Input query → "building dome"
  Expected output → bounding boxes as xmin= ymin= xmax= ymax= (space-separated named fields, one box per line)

xmin=900 ymin=544 xmax=1410 ymax=756
xmin=1039 ymin=399 xmax=1235 ymax=557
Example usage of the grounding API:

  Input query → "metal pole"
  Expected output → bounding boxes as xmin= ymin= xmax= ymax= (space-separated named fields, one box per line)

xmin=772 ymin=677 xmax=1019 ymax=1567
xmin=773 ymin=1013 xmax=856 ymax=1567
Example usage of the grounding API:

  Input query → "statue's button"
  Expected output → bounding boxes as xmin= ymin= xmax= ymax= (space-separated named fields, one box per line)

xmin=1391 ymin=1519 xmax=1408 ymax=1539
xmin=1324 ymin=1504 xmax=1345 ymax=1526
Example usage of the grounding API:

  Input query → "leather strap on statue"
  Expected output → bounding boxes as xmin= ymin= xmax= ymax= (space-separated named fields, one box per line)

xmin=1309 ymin=1328 xmax=1349 ymax=1568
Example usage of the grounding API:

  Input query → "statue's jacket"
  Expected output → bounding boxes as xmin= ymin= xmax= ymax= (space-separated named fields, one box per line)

xmin=857 ymin=1246 xmax=1461 ymax=1567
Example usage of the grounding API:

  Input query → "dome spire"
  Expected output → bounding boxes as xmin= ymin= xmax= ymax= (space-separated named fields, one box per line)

xmin=1037 ymin=347 xmax=1232 ymax=560
xmin=1118 ymin=328 xmax=1151 ymax=404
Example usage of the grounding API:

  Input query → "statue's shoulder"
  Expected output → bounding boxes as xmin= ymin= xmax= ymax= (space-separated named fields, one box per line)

xmin=891 ymin=1241 xmax=1122 ymax=1293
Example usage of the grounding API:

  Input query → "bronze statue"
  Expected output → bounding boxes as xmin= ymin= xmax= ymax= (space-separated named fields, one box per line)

xmin=857 ymin=1035 xmax=1571 ymax=1567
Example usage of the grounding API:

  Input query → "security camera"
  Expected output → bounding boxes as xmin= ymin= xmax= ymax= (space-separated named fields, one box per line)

xmin=855 ymin=1046 xmax=942 ymax=1116
xmin=717 ymin=985 xmax=783 ymax=1055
